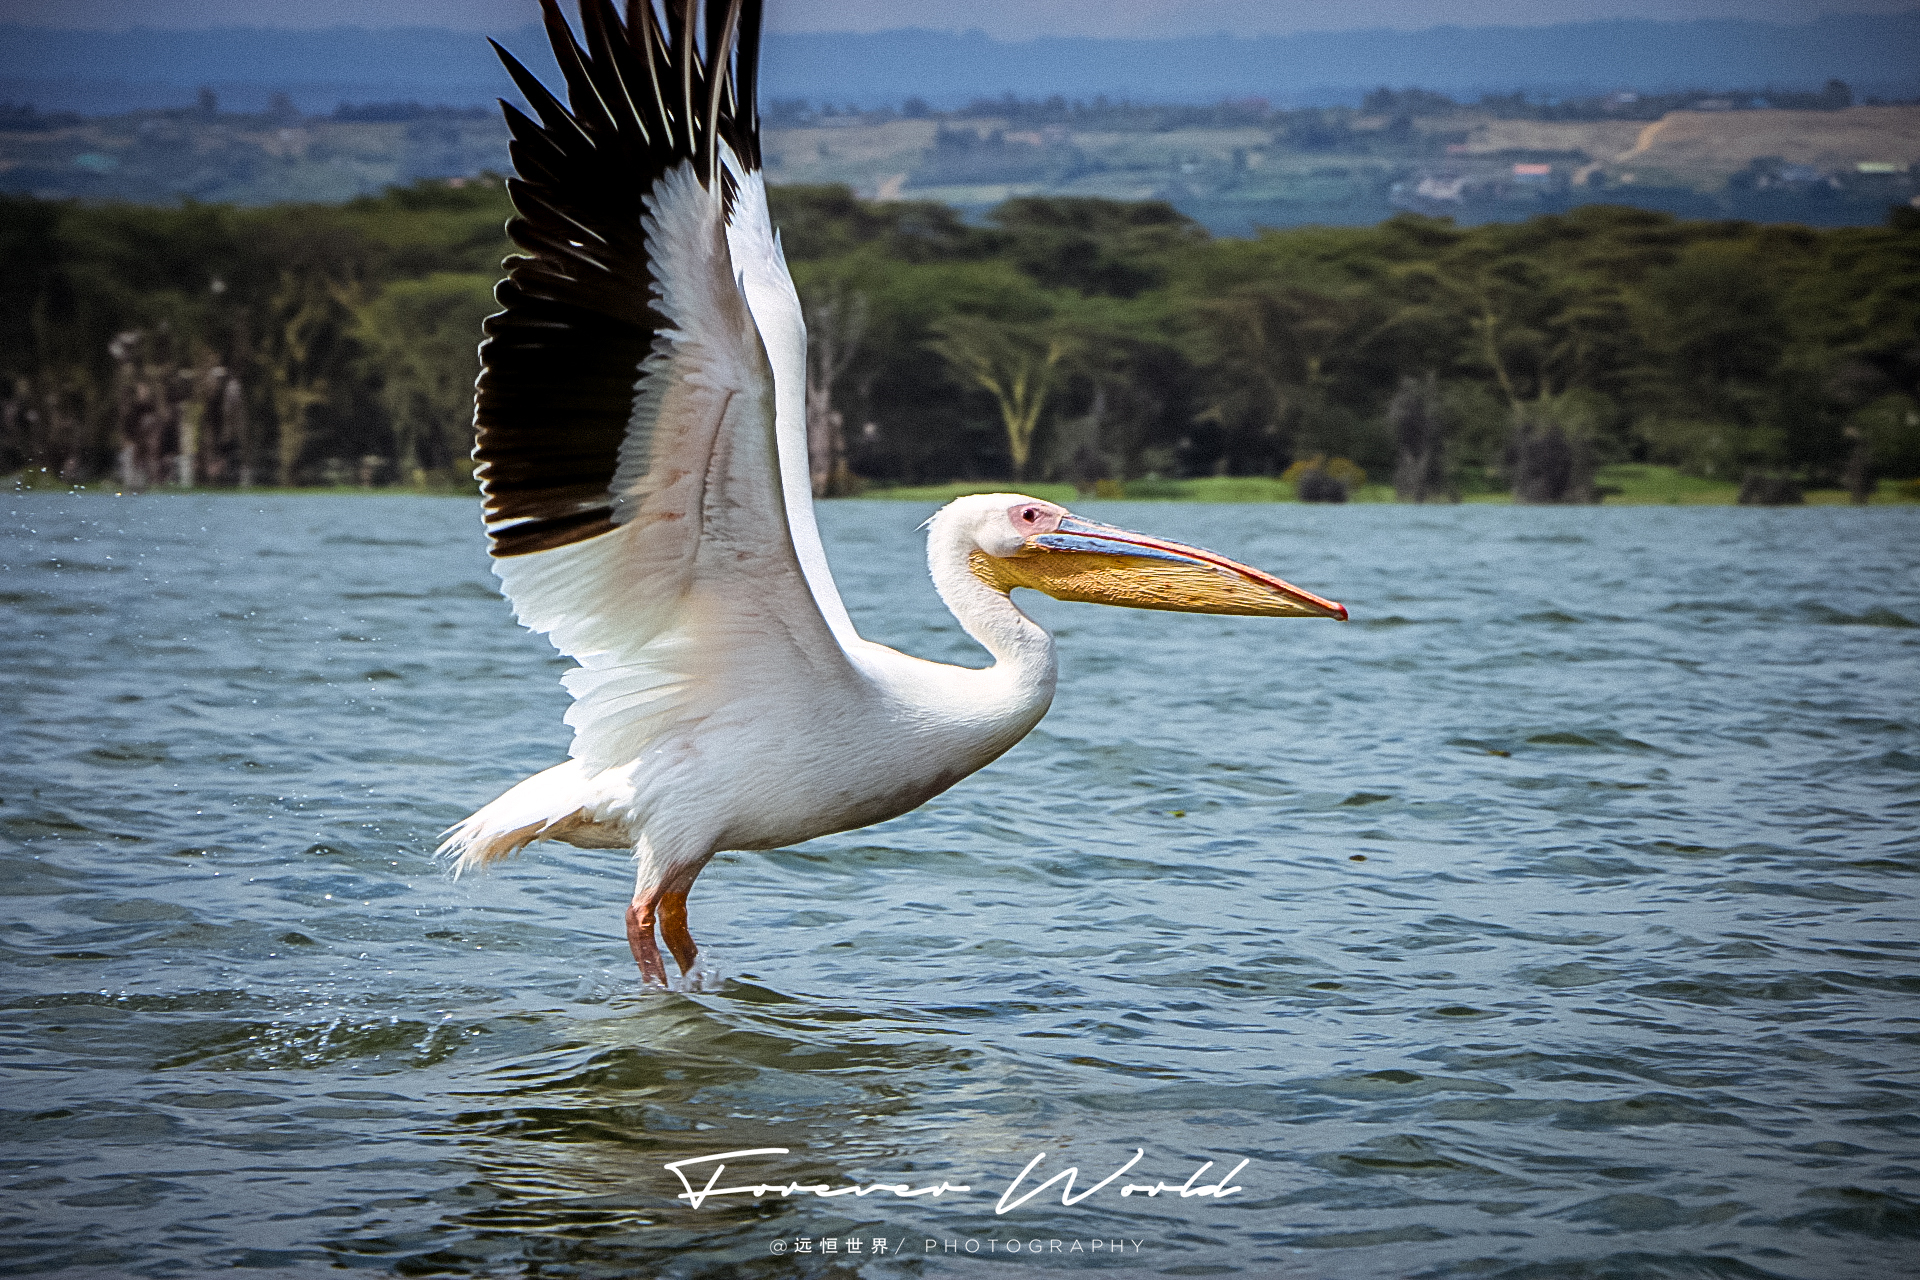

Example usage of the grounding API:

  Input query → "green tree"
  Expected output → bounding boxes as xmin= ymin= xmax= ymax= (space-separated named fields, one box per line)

xmin=1181 ymin=274 xmax=1390 ymax=476
xmin=928 ymin=314 xmax=1068 ymax=481
xmin=1042 ymin=291 xmax=1183 ymax=485
xmin=352 ymin=272 xmax=495 ymax=485
xmin=1632 ymin=236 xmax=1796 ymax=480
xmin=985 ymin=197 xmax=1205 ymax=297
xmin=261 ymin=271 xmax=355 ymax=486
xmin=800 ymin=278 xmax=868 ymax=498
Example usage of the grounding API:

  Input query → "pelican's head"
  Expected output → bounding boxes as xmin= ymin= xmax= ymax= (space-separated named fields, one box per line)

xmin=935 ymin=493 xmax=1346 ymax=620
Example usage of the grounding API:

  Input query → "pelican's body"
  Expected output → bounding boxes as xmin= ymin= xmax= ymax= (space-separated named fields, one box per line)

xmin=457 ymin=497 xmax=1058 ymax=855
xmin=442 ymin=1 xmax=1345 ymax=986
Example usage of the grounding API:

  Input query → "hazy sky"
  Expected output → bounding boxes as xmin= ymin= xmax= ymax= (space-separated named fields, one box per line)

xmin=1 ymin=0 xmax=1913 ymax=38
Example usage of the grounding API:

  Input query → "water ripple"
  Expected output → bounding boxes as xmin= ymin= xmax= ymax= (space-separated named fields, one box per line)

xmin=1 ymin=495 xmax=1915 ymax=1277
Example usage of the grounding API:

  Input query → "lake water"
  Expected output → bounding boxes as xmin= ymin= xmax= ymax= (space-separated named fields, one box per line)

xmin=3 ymin=493 xmax=1917 ymax=1279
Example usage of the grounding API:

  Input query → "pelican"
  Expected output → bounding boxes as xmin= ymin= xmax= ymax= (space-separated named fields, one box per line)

xmin=440 ymin=0 xmax=1347 ymax=987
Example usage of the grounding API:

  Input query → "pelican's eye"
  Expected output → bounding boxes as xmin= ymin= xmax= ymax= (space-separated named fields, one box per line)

xmin=1005 ymin=501 xmax=1063 ymax=536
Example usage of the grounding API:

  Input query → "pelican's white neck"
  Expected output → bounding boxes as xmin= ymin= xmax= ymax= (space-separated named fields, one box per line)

xmin=925 ymin=509 xmax=1057 ymax=682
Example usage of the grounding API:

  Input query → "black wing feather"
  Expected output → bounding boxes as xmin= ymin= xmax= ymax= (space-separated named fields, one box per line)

xmin=540 ymin=4 xmax=618 ymax=139
xmin=474 ymin=0 xmax=758 ymax=558
xmin=490 ymin=41 xmax=590 ymax=148
xmin=578 ymin=2 xmax=652 ymax=148
xmin=731 ymin=0 xmax=761 ymax=166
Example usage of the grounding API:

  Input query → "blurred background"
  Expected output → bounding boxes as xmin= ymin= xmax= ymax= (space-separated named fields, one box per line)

xmin=2 ymin=0 xmax=1917 ymax=504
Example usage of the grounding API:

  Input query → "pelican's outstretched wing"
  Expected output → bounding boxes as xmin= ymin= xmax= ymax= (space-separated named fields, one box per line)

xmin=475 ymin=0 xmax=856 ymax=774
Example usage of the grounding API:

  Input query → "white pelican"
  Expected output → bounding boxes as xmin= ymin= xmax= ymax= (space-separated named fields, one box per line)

xmin=441 ymin=0 xmax=1347 ymax=987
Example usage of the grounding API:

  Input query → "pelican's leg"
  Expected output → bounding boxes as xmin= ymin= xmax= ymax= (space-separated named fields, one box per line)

xmin=658 ymin=863 xmax=702 ymax=978
xmin=625 ymin=888 xmax=669 ymax=987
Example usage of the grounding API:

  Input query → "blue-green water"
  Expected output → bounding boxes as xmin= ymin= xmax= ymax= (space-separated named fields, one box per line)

xmin=3 ymin=494 xmax=1917 ymax=1279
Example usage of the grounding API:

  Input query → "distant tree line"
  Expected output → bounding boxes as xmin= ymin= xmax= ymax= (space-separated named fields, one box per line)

xmin=1376 ymin=79 xmax=1871 ymax=121
xmin=756 ymin=80 xmax=1901 ymax=134
xmin=328 ymin=102 xmax=497 ymax=124
xmin=2 ymin=181 xmax=1917 ymax=502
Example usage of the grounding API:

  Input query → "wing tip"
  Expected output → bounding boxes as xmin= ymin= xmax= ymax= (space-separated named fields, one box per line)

xmin=477 ymin=1 xmax=769 ymax=565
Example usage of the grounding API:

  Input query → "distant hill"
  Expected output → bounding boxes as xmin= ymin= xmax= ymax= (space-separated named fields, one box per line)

xmin=1 ymin=12 xmax=1917 ymax=115
xmin=7 ymin=97 xmax=1911 ymax=236
xmin=759 ymin=16 xmax=1920 ymax=108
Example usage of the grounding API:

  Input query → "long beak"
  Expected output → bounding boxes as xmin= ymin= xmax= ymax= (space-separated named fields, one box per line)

xmin=973 ymin=515 xmax=1347 ymax=620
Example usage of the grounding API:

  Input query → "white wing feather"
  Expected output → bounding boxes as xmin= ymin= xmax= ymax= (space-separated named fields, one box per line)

xmin=492 ymin=156 xmax=857 ymax=778
xmin=722 ymin=154 xmax=860 ymax=650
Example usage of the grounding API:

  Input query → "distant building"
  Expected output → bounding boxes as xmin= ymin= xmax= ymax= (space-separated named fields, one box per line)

xmin=1414 ymin=174 xmax=1469 ymax=201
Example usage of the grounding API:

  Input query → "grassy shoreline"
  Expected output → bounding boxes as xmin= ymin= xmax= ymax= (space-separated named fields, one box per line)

xmin=854 ymin=466 xmax=1920 ymax=506
xmin=10 ymin=464 xmax=1918 ymax=505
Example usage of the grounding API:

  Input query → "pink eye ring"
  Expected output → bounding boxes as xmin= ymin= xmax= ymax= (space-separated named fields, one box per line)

xmin=1007 ymin=502 xmax=1062 ymax=533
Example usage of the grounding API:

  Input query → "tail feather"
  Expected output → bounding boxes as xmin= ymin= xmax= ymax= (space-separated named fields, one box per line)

xmin=436 ymin=760 xmax=608 ymax=876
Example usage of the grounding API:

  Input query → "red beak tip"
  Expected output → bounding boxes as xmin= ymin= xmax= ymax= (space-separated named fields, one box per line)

xmin=1332 ymin=604 xmax=1349 ymax=621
